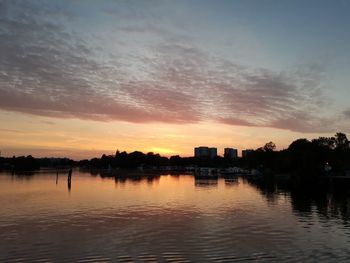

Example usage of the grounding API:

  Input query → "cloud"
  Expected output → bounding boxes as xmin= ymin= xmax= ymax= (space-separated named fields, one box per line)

xmin=0 ymin=1 xmax=349 ymax=133
xmin=218 ymin=117 xmax=257 ymax=127
xmin=0 ymin=128 xmax=21 ymax=133
xmin=344 ymin=109 xmax=350 ymax=119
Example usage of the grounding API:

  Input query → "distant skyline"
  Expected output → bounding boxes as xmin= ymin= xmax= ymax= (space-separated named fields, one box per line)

xmin=1 ymin=0 xmax=350 ymax=159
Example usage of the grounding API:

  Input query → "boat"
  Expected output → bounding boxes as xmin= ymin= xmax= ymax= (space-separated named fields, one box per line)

xmin=194 ymin=167 xmax=218 ymax=179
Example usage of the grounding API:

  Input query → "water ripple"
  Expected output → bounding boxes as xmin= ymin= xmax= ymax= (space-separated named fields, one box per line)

xmin=1 ymin=173 xmax=350 ymax=262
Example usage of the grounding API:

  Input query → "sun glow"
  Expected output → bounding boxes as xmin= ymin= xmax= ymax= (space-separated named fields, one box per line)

xmin=0 ymin=111 xmax=331 ymax=160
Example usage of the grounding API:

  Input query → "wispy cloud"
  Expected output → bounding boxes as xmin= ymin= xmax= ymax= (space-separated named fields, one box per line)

xmin=344 ymin=109 xmax=350 ymax=119
xmin=0 ymin=1 xmax=349 ymax=133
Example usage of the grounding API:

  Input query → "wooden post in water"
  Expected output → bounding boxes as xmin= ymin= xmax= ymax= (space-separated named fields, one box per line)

xmin=67 ymin=168 xmax=72 ymax=191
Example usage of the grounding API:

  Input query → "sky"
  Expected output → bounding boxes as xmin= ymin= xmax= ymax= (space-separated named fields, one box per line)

xmin=0 ymin=0 xmax=350 ymax=160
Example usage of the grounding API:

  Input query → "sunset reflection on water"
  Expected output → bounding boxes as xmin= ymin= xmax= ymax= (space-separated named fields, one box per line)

xmin=1 ymin=171 xmax=350 ymax=262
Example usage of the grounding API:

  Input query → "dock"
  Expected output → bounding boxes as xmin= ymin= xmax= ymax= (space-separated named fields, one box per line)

xmin=321 ymin=175 xmax=350 ymax=180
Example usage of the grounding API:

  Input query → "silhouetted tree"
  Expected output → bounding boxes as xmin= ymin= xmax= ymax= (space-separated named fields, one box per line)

xmin=335 ymin=133 xmax=349 ymax=150
xmin=263 ymin=141 xmax=276 ymax=152
xmin=312 ymin=136 xmax=336 ymax=150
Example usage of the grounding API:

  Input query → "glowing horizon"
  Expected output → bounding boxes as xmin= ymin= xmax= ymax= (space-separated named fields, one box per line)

xmin=0 ymin=110 xmax=337 ymax=160
xmin=0 ymin=1 xmax=349 ymax=160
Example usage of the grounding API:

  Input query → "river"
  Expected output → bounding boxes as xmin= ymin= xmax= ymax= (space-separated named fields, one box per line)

xmin=1 ymin=170 xmax=350 ymax=262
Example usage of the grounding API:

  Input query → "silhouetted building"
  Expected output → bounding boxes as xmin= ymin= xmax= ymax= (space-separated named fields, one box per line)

xmin=195 ymin=147 xmax=208 ymax=157
xmin=224 ymin=148 xmax=238 ymax=159
xmin=209 ymin=147 xmax=217 ymax=158
xmin=194 ymin=146 xmax=217 ymax=159
xmin=242 ymin=149 xmax=254 ymax=157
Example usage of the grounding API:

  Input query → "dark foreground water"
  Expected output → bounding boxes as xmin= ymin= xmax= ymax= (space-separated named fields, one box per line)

xmin=1 ymin=171 xmax=350 ymax=262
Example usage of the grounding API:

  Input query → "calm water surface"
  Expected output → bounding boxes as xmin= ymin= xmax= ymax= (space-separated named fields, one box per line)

xmin=1 ymin=171 xmax=350 ymax=262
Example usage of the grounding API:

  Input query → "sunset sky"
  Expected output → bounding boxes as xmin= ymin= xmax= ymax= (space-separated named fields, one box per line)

xmin=1 ymin=0 xmax=350 ymax=160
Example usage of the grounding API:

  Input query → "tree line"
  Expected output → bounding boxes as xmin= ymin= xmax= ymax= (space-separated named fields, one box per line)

xmin=0 ymin=156 xmax=75 ymax=171
xmin=1 ymin=133 xmax=349 ymax=178
xmin=242 ymin=132 xmax=350 ymax=178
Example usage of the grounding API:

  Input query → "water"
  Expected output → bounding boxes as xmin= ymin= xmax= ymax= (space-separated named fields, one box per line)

xmin=1 ymin=171 xmax=350 ymax=262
